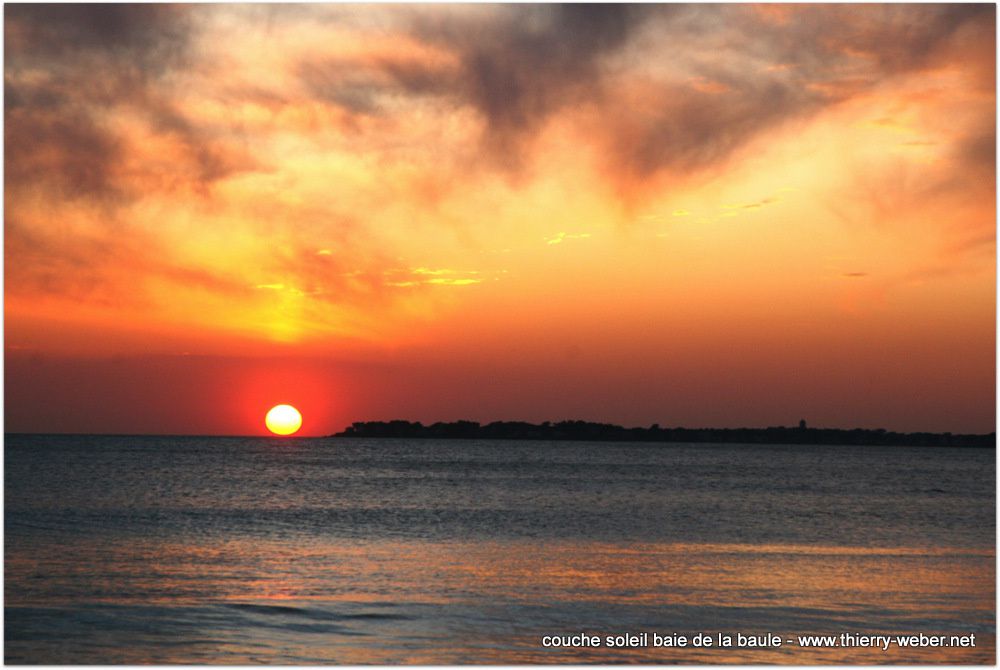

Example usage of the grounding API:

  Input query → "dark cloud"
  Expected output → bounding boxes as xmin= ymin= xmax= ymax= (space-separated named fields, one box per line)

xmin=5 ymin=5 xmax=181 ymax=199
xmin=5 ymin=4 xmax=248 ymax=202
xmin=299 ymin=64 xmax=393 ymax=115
xmin=411 ymin=4 xmax=651 ymax=168
xmin=297 ymin=4 xmax=655 ymax=169
xmin=954 ymin=126 xmax=997 ymax=178
xmin=7 ymin=3 xmax=993 ymax=211
xmin=140 ymin=91 xmax=257 ymax=189
xmin=296 ymin=4 xmax=993 ymax=183
xmin=4 ymin=105 xmax=126 ymax=201
xmin=605 ymin=4 xmax=995 ymax=181
xmin=823 ymin=4 xmax=990 ymax=76
xmin=4 ymin=4 xmax=191 ymax=72
xmin=605 ymin=79 xmax=823 ymax=180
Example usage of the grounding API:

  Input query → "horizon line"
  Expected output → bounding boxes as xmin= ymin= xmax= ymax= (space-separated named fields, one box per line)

xmin=4 ymin=421 xmax=997 ymax=440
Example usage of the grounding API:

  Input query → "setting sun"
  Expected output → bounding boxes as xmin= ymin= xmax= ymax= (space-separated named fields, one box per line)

xmin=265 ymin=404 xmax=302 ymax=436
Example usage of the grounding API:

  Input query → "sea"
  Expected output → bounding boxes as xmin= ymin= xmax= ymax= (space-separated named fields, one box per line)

xmin=4 ymin=434 xmax=995 ymax=664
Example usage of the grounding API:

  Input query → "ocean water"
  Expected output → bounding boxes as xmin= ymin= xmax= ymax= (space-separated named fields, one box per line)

xmin=5 ymin=435 xmax=995 ymax=664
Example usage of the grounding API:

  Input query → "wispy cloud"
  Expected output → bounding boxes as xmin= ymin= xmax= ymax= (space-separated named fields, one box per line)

xmin=384 ymin=267 xmax=484 ymax=288
xmin=545 ymin=232 xmax=592 ymax=246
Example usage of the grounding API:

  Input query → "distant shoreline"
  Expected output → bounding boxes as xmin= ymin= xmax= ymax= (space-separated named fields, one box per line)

xmin=331 ymin=420 xmax=995 ymax=447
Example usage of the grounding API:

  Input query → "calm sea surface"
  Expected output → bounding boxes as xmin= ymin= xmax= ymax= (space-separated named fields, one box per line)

xmin=5 ymin=435 xmax=995 ymax=664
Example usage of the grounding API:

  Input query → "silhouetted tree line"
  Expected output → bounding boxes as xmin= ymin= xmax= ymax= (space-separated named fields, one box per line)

xmin=331 ymin=419 xmax=995 ymax=447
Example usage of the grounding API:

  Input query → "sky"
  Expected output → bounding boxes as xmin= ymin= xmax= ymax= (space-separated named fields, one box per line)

xmin=4 ymin=3 xmax=996 ymax=436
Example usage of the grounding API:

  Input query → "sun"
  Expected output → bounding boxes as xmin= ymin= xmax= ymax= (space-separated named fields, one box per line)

xmin=265 ymin=404 xmax=302 ymax=436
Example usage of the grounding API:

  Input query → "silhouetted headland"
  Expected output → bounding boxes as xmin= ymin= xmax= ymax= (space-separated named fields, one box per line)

xmin=331 ymin=420 xmax=995 ymax=447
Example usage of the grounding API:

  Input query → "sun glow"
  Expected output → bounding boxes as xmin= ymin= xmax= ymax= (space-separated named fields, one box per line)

xmin=265 ymin=404 xmax=302 ymax=436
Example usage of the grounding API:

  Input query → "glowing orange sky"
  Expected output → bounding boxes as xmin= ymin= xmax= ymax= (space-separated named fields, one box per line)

xmin=5 ymin=4 xmax=995 ymax=435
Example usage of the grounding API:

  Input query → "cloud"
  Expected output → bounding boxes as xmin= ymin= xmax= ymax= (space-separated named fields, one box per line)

xmin=416 ymin=4 xmax=644 ymax=164
xmin=295 ymin=4 xmax=653 ymax=171
xmin=13 ymin=4 xmax=990 ymax=205
xmin=4 ymin=104 xmax=126 ymax=202
xmin=4 ymin=4 xmax=193 ymax=196
xmin=4 ymin=4 xmax=272 ymax=324
xmin=4 ymin=212 xmax=256 ymax=309
xmin=383 ymin=267 xmax=484 ymax=288
xmin=952 ymin=125 xmax=997 ymax=183
xmin=5 ymin=4 xmax=254 ymax=203
xmin=600 ymin=5 xmax=994 ymax=184
xmin=723 ymin=197 xmax=779 ymax=212
xmin=426 ymin=278 xmax=480 ymax=286
xmin=4 ymin=4 xmax=191 ymax=70
xmin=545 ymin=232 xmax=592 ymax=246
xmin=289 ymin=4 xmax=993 ymax=190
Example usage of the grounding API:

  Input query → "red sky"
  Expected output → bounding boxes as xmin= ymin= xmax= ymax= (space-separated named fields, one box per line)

xmin=5 ymin=4 xmax=995 ymax=436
